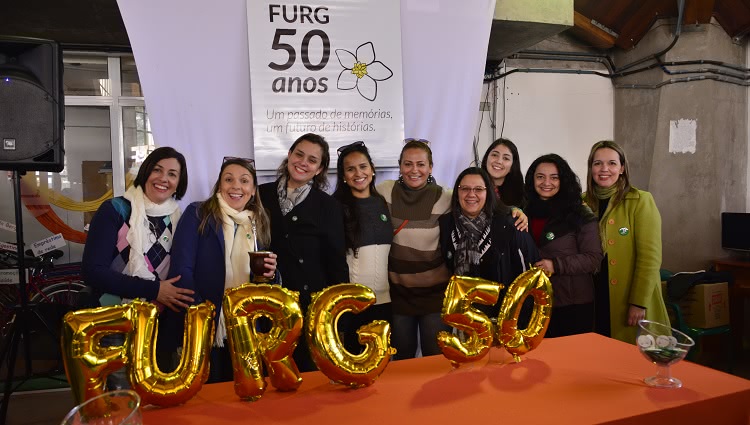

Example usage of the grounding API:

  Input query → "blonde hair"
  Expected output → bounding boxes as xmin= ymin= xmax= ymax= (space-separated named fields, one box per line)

xmin=198 ymin=159 xmax=271 ymax=247
xmin=584 ymin=140 xmax=632 ymax=212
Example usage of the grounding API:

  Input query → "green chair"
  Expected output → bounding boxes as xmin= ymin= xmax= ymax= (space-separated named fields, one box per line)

xmin=661 ymin=269 xmax=733 ymax=372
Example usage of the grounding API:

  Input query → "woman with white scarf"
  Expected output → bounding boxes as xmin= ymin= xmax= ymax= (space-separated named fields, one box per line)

xmin=82 ymin=146 xmax=193 ymax=389
xmin=161 ymin=157 xmax=276 ymax=383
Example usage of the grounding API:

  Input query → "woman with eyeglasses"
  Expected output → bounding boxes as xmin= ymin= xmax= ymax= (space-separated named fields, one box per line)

xmin=258 ymin=133 xmax=349 ymax=371
xmin=375 ymin=139 xmax=452 ymax=359
xmin=583 ymin=141 xmax=669 ymax=344
xmin=333 ymin=141 xmax=392 ymax=354
xmin=438 ymin=167 xmax=539 ymax=319
xmin=523 ymin=154 xmax=602 ymax=337
xmin=82 ymin=146 xmax=194 ymax=389
xmin=160 ymin=157 xmax=277 ymax=383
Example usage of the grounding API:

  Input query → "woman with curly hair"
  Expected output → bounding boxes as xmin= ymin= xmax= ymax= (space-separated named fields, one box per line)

xmin=524 ymin=154 xmax=603 ymax=337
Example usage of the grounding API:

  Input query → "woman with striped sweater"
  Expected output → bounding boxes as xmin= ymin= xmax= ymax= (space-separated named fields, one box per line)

xmin=377 ymin=139 xmax=452 ymax=359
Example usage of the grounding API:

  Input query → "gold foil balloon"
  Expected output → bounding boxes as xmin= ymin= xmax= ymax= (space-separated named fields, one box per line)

xmin=438 ymin=276 xmax=502 ymax=367
xmin=306 ymin=283 xmax=395 ymax=388
xmin=128 ymin=300 xmax=215 ymax=406
xmin=497 ymin=267 xmax=553 ymax=362
xmin=223 ymin=284 xmax=304 ymax=400
xmin=61 ymin=305 xmax=135 ymax=407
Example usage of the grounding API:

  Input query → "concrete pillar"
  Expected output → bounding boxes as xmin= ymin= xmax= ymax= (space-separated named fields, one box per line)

xmin=613 ymin=19 xmax=748 ymax=271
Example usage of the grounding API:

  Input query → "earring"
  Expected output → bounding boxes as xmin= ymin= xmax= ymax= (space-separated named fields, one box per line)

xmin=398 ymin=175 xmax=404 ymax=185
xmin=427 ymin=174 xmax=435 ymax=184
xmin=343 ymin=180 xmax=347 ymax=184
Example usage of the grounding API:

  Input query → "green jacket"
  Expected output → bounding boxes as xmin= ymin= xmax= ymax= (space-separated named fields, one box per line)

xmin=595 ymin=188 xmax=670 ymax=343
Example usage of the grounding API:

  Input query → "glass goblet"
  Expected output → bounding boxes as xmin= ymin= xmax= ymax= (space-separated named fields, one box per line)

xmin=61 ymin=390 xmax=141 ymax=425
xmin=636 ymin=319 xmax=694 ymax=389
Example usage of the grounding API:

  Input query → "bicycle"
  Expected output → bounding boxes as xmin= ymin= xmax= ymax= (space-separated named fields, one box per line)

xmin=0 ymin=247 xmax=85 ymax=374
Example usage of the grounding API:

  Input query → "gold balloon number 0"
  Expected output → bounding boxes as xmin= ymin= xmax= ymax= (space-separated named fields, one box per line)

xmin=437 ymin=268 xmax=553 ymax=367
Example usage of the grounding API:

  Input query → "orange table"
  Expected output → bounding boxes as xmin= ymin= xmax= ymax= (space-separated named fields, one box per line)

xmin=142 ymin=333 xmax=750 ymax=424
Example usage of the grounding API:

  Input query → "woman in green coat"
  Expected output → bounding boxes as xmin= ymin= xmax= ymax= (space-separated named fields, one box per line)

xmin=583 ymin=140 xmax=670 ymax=344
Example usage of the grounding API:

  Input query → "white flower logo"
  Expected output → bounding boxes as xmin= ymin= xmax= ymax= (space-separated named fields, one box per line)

xmin=335 ymin=42 xmax=393 ymax=101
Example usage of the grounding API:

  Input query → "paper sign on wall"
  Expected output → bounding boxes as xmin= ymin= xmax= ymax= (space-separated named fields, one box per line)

xmin=0 ymin=269 xmax=20 ymax=285
xmin=31 ymin=233 xmax=66 ymax=257
xmin=0 ymin=241 xmax=16 ymax=252
xmin=0 ymin=220 xmax=16 ymax=233
xmin=247 ymin=0 xmax=405 ymax=170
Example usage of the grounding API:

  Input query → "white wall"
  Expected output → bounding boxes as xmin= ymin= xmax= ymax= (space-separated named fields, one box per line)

xmin=476 ymin=68 xmax=614 ymax=183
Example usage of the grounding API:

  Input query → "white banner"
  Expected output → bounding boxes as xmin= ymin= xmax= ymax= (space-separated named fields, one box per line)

xmin=247 ymin=0 xmax=405 ymax=170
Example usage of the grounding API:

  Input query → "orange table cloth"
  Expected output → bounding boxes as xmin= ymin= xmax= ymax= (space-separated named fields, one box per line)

xmin=142 ymin=333 xmax=750 ymax=424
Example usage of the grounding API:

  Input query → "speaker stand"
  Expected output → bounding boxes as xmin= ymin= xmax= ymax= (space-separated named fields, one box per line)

xmin=0 ymin=171 xmax=64 ymax=424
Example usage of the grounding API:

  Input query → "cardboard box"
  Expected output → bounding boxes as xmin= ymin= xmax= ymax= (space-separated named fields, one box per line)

xmin=661 ymin=281 xmax=730 ymax=328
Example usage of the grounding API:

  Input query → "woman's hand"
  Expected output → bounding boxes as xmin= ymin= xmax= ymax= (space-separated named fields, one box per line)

xmin=157 ymin=275 xmax=195 ymax=312
xmin=534 ymin=259 xmax=555 ymax=276
xmin=627 ymin=304 xmax=646 ymax=326
xmin=512 ymin=208 xmax=529 ymax=231
xmin=263 ymin=252 xmax=278 ymax=278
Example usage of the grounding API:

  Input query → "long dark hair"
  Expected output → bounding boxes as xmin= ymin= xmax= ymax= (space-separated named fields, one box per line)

xmin=480 ymin=138 xmax=525 ymax=208
xmin=198 ymin=158 xmax=271 ymax=246
xmin=133 ymin=146 xmax=188 ymax=200
xmin=450 ymin=167 xmax=507 ymax=220
xmin=583 ymin=140 xmax=632 ymax=212
xmin=524 ymin=154 xmax=593 ymax=230
xmin=277 ymin=133 xmax=331 ymax=191
xmin=333 ymin=142 xmax=386 ymax=256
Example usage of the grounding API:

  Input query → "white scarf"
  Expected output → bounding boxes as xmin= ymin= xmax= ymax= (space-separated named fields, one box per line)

xmin=214 ymin=193 xmax=255 ymax=346
xmin=123 ymin=185 xmax=181 ymax=282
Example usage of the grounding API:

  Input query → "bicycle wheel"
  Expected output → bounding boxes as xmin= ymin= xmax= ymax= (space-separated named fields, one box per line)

xmin=30 ymin=281 xmax=86 ymax=307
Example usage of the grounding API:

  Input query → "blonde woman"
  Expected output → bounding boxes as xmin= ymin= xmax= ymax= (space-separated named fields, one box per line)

xmin=161 ymin=157 xmax=276 ymax=383
xmin=583 ymin=141 xmax=669 ymax=344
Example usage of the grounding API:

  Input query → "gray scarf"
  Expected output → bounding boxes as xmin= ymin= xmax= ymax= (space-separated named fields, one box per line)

xmin=277 ymin=175 xmax=313 ymax=216
xmin=452 ymin=211 xmax=491 ymax=276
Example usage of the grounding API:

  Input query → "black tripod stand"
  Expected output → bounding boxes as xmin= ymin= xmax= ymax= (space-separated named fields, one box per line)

xmin=0 ymin=171 xmax=65 ymax=423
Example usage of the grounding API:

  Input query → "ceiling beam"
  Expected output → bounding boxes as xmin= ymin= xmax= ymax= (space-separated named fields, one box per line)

xmin=615 ymin=1 xmax=671 ymax=50
xmin=683 ymin=0 xmax=715 ymax=25
xmin=571 ymin=10 xmax=617 ymax=49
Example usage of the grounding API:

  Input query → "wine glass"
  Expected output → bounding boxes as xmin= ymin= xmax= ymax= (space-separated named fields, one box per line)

xmin=61 ymin=390 xmax=141 ymax=425
xmin=636 ymin=320 xmax=694 ymax=389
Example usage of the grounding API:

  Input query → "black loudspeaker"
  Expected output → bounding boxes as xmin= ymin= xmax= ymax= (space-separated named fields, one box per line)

xmin=0 ymin=37 xmax=64 ymax=172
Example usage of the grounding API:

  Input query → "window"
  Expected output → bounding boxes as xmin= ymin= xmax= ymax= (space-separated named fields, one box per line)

xmin=0 ymin=54 xmax=154 ymax=263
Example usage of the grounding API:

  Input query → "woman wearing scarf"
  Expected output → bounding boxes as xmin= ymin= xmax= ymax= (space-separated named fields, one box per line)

xmin=438 ymin=167 xmax=539 ymax=321
xmin=583 ymin=141 xmax=669 ymax=344
xmin=376 ymin=139 xmax=452 ymax=359
xmin=524 ymin=154 xmax=602 ymax=337
xmin=82 ymin=146 xmax=193 ymax=389
xmin=162 ymin=157 xmax=276 ymax=383
xmin=258 ymin=133 xmax=349 ymax=372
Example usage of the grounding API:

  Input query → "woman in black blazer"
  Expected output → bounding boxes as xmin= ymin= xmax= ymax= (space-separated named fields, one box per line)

xmin=258 ymin=133 xmax=349 ymax=372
